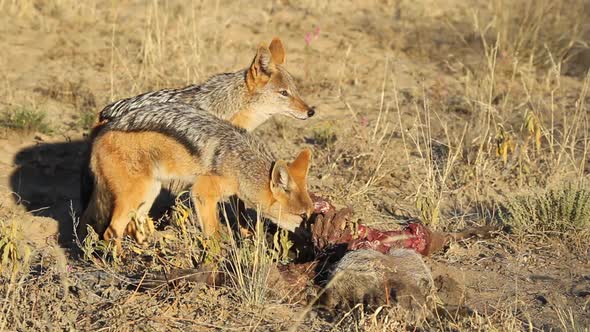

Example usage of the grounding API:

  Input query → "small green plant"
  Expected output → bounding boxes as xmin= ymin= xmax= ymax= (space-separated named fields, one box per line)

xmin=0 ymin=218 xmax=31 ymax=273
xmin=79 ymin=110 xmax=96 ymax=129
xmin=500 ymin=185 xmax=590 ymax=236
xmin=170 ymin=193 xmax=192 ymax=236
xmin=309 ymin=125 xmax=337 ymax=148
xmin=271 ymin=228 xmax=294 ymax=265
xmin=495 ymin=124 xmax=515 ymax=164
xmin=522 ymin=109 xmax=542 ymax=155
xmin=415 ymin=194 xmax=440 ymax=228
xmin=170 ymin=193 xmax=206 ymax=264
xmin=0 ymin=106 xmax=50 ymax=133
xmin=79 ymin=225 xmax=120 ymax=265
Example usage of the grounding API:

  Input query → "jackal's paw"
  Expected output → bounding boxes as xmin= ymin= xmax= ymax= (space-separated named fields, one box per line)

xmin=103 ymin=226 xmax=117 ymax=241
xmin=102 ymin=227 xmax=123 ymax=253
xmin=126 ymin=217 xmax=155 ymax=244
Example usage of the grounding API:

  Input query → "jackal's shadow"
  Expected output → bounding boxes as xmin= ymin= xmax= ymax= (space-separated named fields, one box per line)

xmin=10 ymin=139 xmax=88 ymax=246
xmin=9 ymin=140 xmax=184 ymax=246
xmin=9 ymin=140 xmax=260 ymax=247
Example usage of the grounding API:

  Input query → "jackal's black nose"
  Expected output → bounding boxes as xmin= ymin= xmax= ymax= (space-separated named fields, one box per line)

xmin=307 ymin=107 xmax=316 ymax=117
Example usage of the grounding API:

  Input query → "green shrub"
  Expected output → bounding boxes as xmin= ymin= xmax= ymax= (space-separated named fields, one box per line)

xmin=0 ymin=106 xmax=50 ymax=133
xmin=500 ymin=185 xmax=590 ymax=236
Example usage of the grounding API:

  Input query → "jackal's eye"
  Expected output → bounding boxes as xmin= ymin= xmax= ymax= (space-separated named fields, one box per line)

xmin=279 ymin=89 xmax=289 ymax=97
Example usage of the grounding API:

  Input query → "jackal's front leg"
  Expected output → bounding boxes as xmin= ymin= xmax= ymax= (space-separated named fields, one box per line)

xmin=191 ymin=176 xmax=224 ymax=237
xmin=191 ymin=175 xmax=239 ymax=238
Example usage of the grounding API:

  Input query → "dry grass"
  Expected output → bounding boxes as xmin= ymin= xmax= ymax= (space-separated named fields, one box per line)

xmin=219 ymin=211 xmax=284 ymax=305
xmin=489 ymin=0 xmax=588 ymax=69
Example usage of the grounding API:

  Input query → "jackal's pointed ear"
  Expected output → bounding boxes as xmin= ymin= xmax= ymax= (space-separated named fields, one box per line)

xmin=289 ymin=148 xmax=312 ymax=182
xmin=246 ymin=44 xmax=274 ymax=91
xmin=269 ymin=37 xmax=285 ymax=65
xmin=270 ymin=160 xmax=291 ymax=194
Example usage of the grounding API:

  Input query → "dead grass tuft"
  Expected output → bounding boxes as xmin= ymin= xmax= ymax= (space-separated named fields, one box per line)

xmin=489 ymin=0 xmax=589 ymax=69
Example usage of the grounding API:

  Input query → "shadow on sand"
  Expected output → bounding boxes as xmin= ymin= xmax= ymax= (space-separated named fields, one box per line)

xmin=8 ymin=139 xmax=265 ymax=249
xmin=9 ymin=139 xmax=89 ymax=247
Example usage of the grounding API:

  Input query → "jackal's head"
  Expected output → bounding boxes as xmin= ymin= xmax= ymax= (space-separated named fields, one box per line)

xmin=245 ymin=38 xmax=316 ymax=122
xmin=263 ymin=148 xmax=314 ymax=232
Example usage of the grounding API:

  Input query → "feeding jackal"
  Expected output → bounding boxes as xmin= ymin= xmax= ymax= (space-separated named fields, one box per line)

xmin=80 ymin=103 xmax=314 ymax=247
xmin=81 ymin=37 xmax=315 ymax=210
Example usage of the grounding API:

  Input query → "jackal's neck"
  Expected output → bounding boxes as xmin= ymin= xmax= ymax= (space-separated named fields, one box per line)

xmin=228 ymin=108 xmax=270 ymax=130
xmin=237 ymin=173 xmax=275 ymax=215
xmin=181 ymin=70 xmax=250 ymax=124
xmin=226 ymin=155 xmax=275 ymax=211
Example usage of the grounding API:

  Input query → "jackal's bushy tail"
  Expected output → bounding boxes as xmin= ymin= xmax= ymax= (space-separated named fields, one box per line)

xmin=78 ymin=167 xmax=113 ymax=242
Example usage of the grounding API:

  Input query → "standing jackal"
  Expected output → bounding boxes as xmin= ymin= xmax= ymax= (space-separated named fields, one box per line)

xmin=80 ymin=37 xmax=315 ymax=210
xmin=99 ymin=38 xmax=315 ymax=128
xmin=80 ymin=103 xmax=314 ymax=247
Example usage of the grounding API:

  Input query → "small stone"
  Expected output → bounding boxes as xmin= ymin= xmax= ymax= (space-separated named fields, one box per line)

xmin=534 ymin=294 xmax=548 ymax=305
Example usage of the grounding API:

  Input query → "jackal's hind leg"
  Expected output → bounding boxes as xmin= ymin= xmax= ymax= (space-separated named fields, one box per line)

xmin=104 ymin=179 xmax=161 ymax=248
